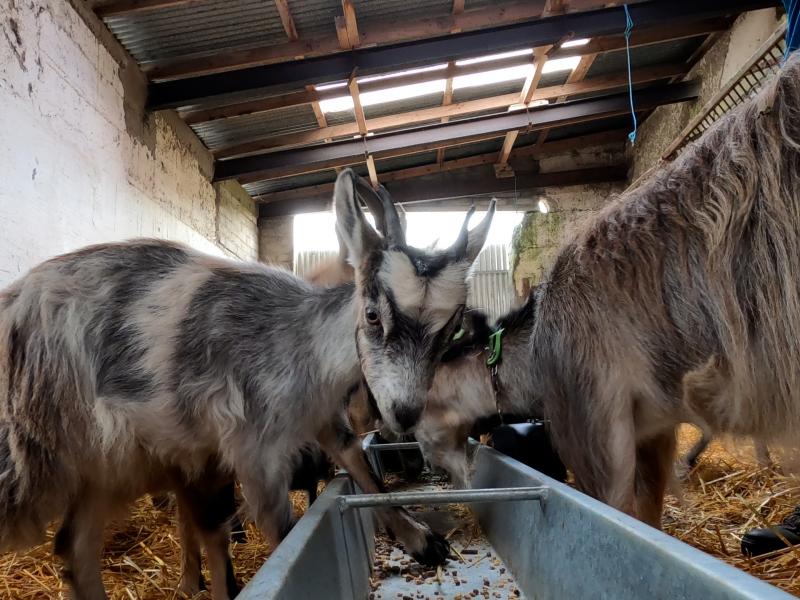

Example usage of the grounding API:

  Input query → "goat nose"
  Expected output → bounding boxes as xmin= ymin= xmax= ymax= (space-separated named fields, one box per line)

xmin=394 ymin=405 xmax=421 ymax=432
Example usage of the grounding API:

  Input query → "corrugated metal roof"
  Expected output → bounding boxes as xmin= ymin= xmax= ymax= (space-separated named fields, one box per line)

xmin=288 ymin=0 xmax=340 ymax=41
xmin=353 ymin=0 xmax=452 ymax=28
xmin=376 ymin=151 xmax=439 ymax=172
xmin=103 ymin=0 xmax=288 ymax=65
xmin=587 ymin=37 xmax=704 ymax=79
xmin=191 ymin=104 xmax=319 ymax=150
xmin=443 ymin=138 xmax=504 ymax=160
xmin=364 ymin=93 xmax=445 ymax=119
xmin=244 ymin=170 xmax=337 ymax=197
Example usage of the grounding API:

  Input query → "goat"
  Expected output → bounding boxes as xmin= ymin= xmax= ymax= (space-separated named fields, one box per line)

xmin=413 ymin=303 xmax=543 ymax=487
xmin=522 ymin=55 xmax=800 ymax=527
xmin=0 ymin=169 xmax=494 ymax=599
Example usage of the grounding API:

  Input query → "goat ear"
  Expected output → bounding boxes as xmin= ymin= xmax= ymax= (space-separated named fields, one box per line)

xmin=333 ymin=169 xmax=382 ymax=266
xmin=464 ymin=199 xmax=496 ymax=263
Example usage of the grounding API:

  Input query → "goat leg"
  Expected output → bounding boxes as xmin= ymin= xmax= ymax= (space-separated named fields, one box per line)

xmin=175 ymin=476 xmax=240 ymax=600
xmin=53 ymin=492 xmax=108 ymax=600
xmin=317 ymin=416 xmax=450 ymax=567
xmin=634 ymin=430 xmax=677 ymax=529
xmin=175 ymin=492 xmax=207 ymax=596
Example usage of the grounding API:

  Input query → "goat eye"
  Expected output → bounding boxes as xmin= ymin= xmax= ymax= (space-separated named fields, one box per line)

xmin=365 ymin=307 xmax=381 ymax=326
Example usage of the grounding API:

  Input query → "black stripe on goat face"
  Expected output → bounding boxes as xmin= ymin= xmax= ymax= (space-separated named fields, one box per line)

xmin=355 ymin=248 xmax=470 ymax=434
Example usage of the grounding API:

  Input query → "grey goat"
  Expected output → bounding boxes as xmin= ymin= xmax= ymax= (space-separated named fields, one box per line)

xmin=0 ymin=169 xmax=494 ymax=599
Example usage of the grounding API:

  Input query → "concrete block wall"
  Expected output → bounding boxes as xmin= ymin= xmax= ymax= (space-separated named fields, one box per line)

xmin=217 ymin=181 xmax=259 ymax=261
xmin=511 ymin=181 xmax=626 ymax=294
xmin=259 ymin=216 xmax=294 ymax=270
xmin=510 ymin=141 xmax=627 ymax=293
xmin=0 ymin=0 xmax=259 ymax=288
xmin=630 ymin=8 xmax=782 ymax=181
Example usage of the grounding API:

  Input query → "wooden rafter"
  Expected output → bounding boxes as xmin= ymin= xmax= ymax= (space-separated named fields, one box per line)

xmin=436 ymin=68 xmax=456 ymax=166
xmin=182 ymin=53 xmax=531 ymax=125
xmin=342 ymin=0 xmax=361 ymax=48
xmin=496 ymin=46 xmax=548 ymax=176
xmin=145 ymin=2 xmax=722 ymax=82
xmin=217 ymin=79 xmax=699 ymax=183
xmin=214 ymin=63 xmax=687 ymax=159
xmin=520 ymin=46 xmax=549 ymax=105
xmin=366 ymin=155 xmax=380 ymax=188
xmin=176 ymin=18 xmax=728 ymax=125
xmin=437 ymin=0 xmax=463 ymax=167
xmin=257 ymin=165 xmax=627 ymax=210
xmin=348 ymin=77 xmax=368 ymax=136
xmin=537 ymin=51 xmax=598 ymax=147
xmin=348 ymin=73 xmax=377 ymax=186
xmin=274 ymin=0 xmax=298 ymax=41
xmin=242 ymin=129 xmax=626 ymax=183
xmin=542 ymin=0 xmax=568 ymax=17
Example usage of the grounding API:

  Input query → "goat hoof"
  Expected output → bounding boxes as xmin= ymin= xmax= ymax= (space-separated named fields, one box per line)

xmin=412 ymin=530 xmax=450 ymax=567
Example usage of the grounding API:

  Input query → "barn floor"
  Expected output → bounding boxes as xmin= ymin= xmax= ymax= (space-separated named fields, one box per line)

xmin=1 ymin=429 xmax=799 ymax=598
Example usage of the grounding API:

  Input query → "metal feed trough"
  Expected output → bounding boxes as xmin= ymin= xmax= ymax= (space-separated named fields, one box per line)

xmin=239 ymin=442 xmax=793 ymax=599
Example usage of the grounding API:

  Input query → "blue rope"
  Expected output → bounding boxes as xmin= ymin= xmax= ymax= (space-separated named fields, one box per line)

xmin=785 ymin=0 xmax=800 ymax=59
xmin=623 ymin=5 xmax=637 ymax=145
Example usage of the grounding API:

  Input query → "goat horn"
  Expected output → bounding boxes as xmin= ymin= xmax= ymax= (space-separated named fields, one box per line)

xmin=449 ymin=205 xmax=476 ymax=258
xmin=376 ymin=185 xmax=406 ymax=246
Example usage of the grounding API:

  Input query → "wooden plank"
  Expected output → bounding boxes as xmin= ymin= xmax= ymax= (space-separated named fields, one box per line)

xmin=438 ymin=62 xmax=457 ymax=165
xmin=335 ymin=16 xmax=352 ymax=50
xmin=307 ymin=86 xmax=328 ymax=129
xmin=181 ymin=54 xmax=528 ymax=125
xmin=366 ymin=154 xmax=379 ymax=188
xmin=242 ymin=129 xmax=626 ymax=188
xmin=213 ymin=63 xmax=687 ymax=159
xmin=217 ymin=80 xmax=697 ymax=182
xmin=148 ymin=14 xmax=729 ymax=83
xmin=349 ymin=78 xmax=368 ymax=136
xmin=452 ymin=0 xmax=465 ymax=15
xmin=542 ymin=0 xmax=567 ymax=16
xmin=497 ymin=130 xmax=519 ymax=165
xmin=520 ymin=46 xmax=549 ymax=104
xmin=342 ymin=0 xmax=361 ymax=48
xmin=255 ymin=165 xmax=627 ymax=209
xmin=539 ymin=52 xmax=598 ymax=146
xmin=274 ymin=0 xmax=299 ymax=41
xmin=94 ymin=0 xmax=198 ymax=17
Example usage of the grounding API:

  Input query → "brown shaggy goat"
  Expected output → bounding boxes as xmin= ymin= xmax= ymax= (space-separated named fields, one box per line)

xmin=531 ymin=54 xmax=800 ymax=527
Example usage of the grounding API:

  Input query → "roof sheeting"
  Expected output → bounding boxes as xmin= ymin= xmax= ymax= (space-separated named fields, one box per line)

xmin=103 ymin=0 xmax=288 ymax=65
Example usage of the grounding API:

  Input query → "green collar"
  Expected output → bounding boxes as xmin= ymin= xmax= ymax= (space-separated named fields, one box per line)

xmin=486 ymin=327 xmax=505 ymax=367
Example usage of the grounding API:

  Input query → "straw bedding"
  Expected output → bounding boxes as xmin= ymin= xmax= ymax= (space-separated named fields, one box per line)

xmin=1 ymin=431 xmax=799 ymax=598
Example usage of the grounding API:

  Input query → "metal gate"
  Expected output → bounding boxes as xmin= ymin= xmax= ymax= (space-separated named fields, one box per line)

xmin=295 ymin=243 xmax=516 ymax=320
xmin=467 ymin=243 xmax=517 ymax=319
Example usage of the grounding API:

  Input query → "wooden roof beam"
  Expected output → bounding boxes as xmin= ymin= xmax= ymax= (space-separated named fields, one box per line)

xmin=178 ymin=17 xmax=729 ymax=125
xmin=244 ymin=129 xmax=626 ymax=188
xmin=274 ymin=0 xmax=299 ymax=42
xmin=215 ymin=80 xmax=698 ymax=183
xmin=497 ymin=46 xmax=546 ymax=176
xmin=213 ymin=63 xmax=689 ymax=159
xmin=147 ymin=1 xmax=549 ymax=81
xmin=537 ymin=51 xmax=598 ymax=147
xmin=256 ymin=165 xmax=628 ymax=216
